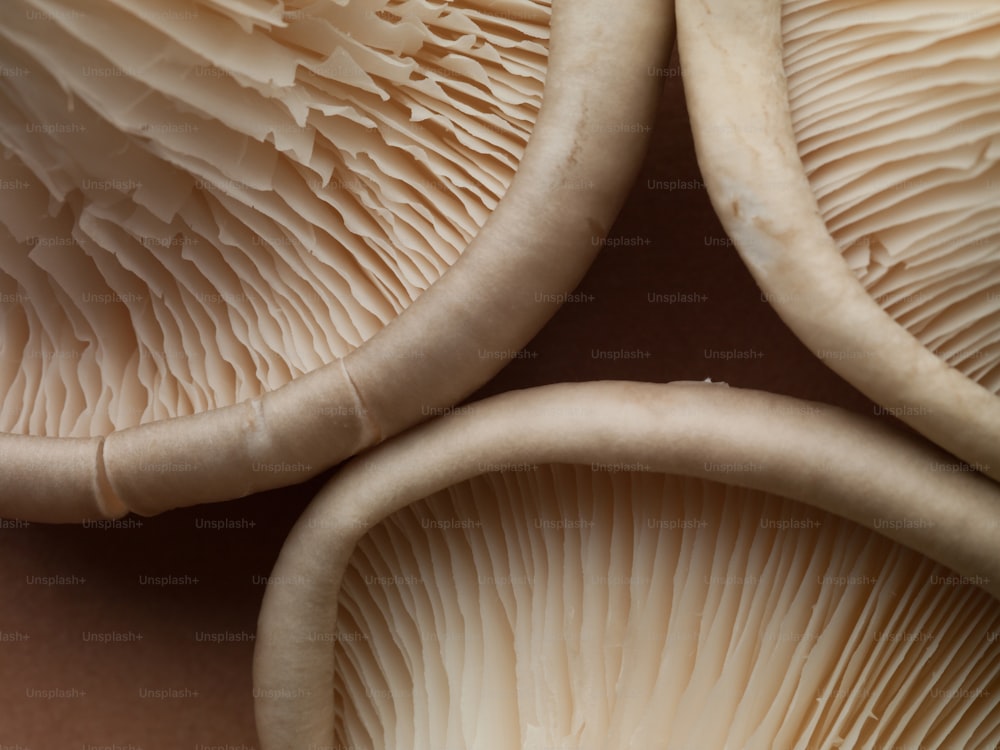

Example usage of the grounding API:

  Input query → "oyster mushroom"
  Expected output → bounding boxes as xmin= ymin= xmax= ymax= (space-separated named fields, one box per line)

xmin=0 ymin=0 xmax=672 ymax=521
xmin=677 ymin=0 xmax=1000 ymax=479
xmin=254 ymin=381 xmax=1000 ymax=749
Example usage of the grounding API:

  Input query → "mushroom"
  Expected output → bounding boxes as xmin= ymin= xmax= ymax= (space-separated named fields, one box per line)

xmin=0 ymin=0 xmax=673 ymax=520
xmin=676 ymin=0 xmax=1000 ymax=479
xmin=254 ymin=381 xmax=1000 ymax=749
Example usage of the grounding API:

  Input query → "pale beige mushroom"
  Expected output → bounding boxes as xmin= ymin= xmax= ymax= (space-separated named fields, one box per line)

xmin=254 ymin=381 xmax=1000 ymax=749
xmin=677 ymin=0 xmax=1000 ymax=480
xmin=0 ymin=0 xmax=672 ymax=520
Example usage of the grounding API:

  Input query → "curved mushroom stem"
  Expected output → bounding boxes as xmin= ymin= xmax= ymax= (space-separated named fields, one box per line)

xmin=0 ymin=0 xmax=673 ymax=522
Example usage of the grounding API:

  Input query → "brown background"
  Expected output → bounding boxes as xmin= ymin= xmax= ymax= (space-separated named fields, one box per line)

xmin=0 ymin=54 xmax=884 ymax=748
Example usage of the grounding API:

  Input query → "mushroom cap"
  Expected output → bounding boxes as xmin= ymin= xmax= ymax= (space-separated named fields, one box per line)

xmin=676 ymin=0 xmax=1000 ymax=480
xmin=253 ymin=381 xmax=1000 ymax=749
xmin=0 ymin=0 xmax=673 ymax=520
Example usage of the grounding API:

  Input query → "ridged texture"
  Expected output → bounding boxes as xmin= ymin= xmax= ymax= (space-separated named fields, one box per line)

xmin=0 ymin=0 xmax=549 ymax=436
xmin=332 ymin=465 xmax=1000 ymax=749
xmin=782 ymin=1 xmax=1000 ymax=391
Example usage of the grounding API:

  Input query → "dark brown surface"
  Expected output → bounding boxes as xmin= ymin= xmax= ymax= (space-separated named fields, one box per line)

xmin=0 ymin=58 xmax=880 ymax=749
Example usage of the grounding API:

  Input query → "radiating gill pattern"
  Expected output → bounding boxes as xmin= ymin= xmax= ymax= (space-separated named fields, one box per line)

xmin=333 ymin=465 xmax=1000 ymax=750
xmin=0 ymin=0 xmax=550 ymax=436
xmin=782 ymin=1 xmax=1000 ymax=392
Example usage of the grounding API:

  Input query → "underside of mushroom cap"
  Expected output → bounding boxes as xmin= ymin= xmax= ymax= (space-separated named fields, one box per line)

xmin=253 ymin=381 xmax=1000 ymax=749
xmin=783 ymin=2 xmax=1000 ymax=389
xmin=0 ymin=0 xmax=673 ymax=520
xmin=676 ymin=0 xmax=1000 ymax=480
xmin=0 ymin=0 xmax=550 ymax=437
xmin=329 ymin=468 xmax=1000 ymax=750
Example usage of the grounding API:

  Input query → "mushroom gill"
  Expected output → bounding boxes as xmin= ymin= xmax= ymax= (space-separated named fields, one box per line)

xmin=333 ymin=467 xmax=1000 ymax=749
xmin=0 ymin=0 xmax=549 ymax=437
xmin=782 ymin=2 xmax=1000 ymax=390
xmin=0 ymin=2 xmax=673 ymax=521
xmin=676 ymin=0 xmax=1000 ymax=478
xmin=252 ymin=382 xmax=1000 ymax=749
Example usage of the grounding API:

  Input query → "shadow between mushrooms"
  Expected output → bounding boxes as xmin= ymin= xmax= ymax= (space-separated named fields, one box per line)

xmin=254 ymin=381 xmax=1000 ymax=750
xmin=0 ymin=0 xmax=673 ymax=520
